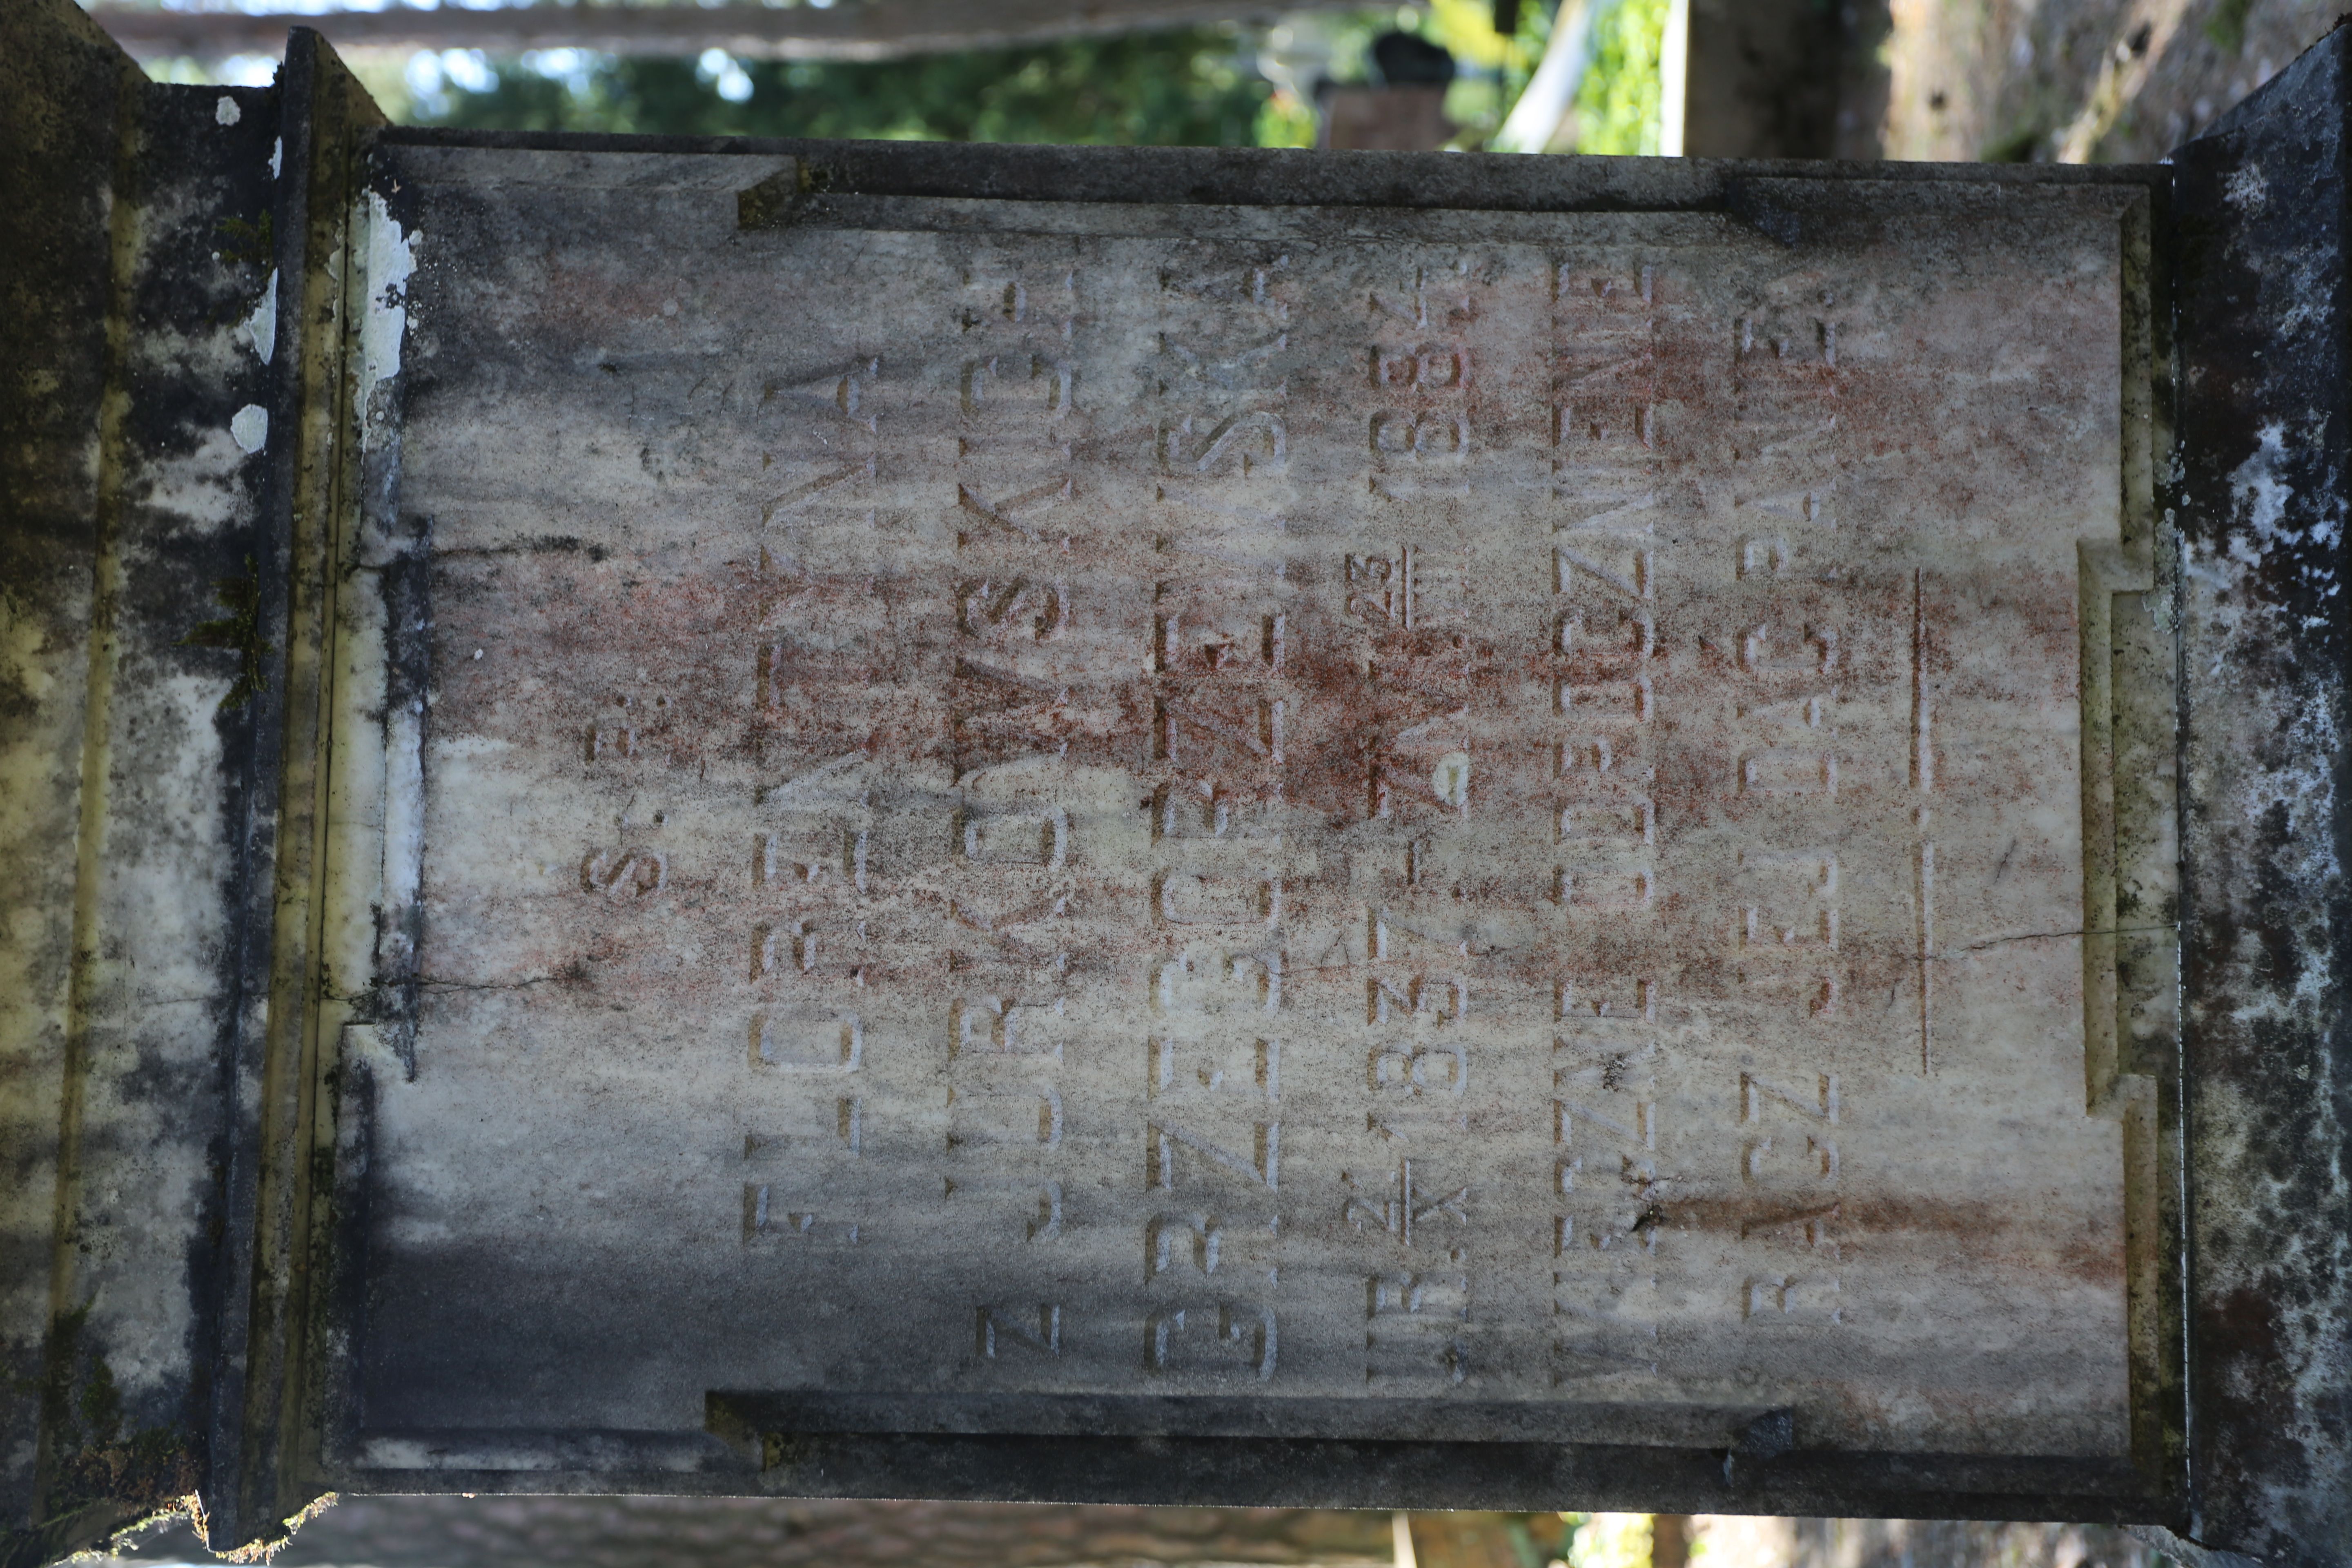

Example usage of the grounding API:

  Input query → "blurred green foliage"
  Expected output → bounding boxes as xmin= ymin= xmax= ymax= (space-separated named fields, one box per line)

xmin=261 ymin=2 xmax=1653 ymax=153
xmin=407 ymin=28 xmax=1273 ymax=145
xmin=2201 ymin=0 xmax=2253 ymax=56
xmin=1424 ymin=0 xmax=1554 ymax=147
xmin=1573 ymin=0 xmax=1667 ymax=154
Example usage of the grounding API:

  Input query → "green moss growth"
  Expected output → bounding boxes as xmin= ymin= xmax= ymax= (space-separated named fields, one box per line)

xmin=1575 ymin=0 xmax=1671 ymax=156
xmin=20 ymin=1303 xmax=202 ymax=1550
xmin=415 ymin=30 xmax=1273 ymax=149
xmin=2204 ymin=0 xmax=2254 ymax=57
xmin=180 ymin=556 xmax=269 ymax=713
xmin=215 ymin=211 xmax=273 ymax=270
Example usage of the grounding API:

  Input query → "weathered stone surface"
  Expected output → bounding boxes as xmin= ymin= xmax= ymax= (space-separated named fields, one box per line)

xmin=318 ymin=142 xmax=2155 ymax=1481
xmin=44 ymin=76 xmax=286 ymax=1548
xmin=0 ymin=11 xmax=396 ymax=1562
xmin=15 ymin=8 xmax=2351 ymax=1560
xmin=0 ymin=2 xmax=286 ymax=1561
xmin=0 ymin=0 xmax=140 ymax=1548
xmin=2172 ymin=29 xmax=2352 ymax=1568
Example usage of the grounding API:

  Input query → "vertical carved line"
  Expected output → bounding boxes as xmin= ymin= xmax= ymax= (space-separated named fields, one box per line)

xmin=1913 ymin=568 xmax=1934 ymax=1074
xmin=1918 ymin=842 xmax=1935 ymax=1076
xmin=1910 ymin=568 xmax=1932 ymax=790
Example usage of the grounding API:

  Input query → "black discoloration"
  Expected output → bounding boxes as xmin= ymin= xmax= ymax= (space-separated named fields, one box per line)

xmin=0 ymin=0 xmax=139 ymax=1543
xmin=0 ymin=2 xmax=286 ymax=1561
xmin=8 ymin=1 xmax=2349 ymax=1555
xmin=105 ymin=77 xmax=285 ymax=1568
xmin=197 ymin=30 xmax=388 ymax=1562
xmin=2174 ymin=30 xmax=2352 ymax=1568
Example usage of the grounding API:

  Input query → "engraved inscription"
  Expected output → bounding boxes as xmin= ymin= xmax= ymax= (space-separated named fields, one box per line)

xmin=390 ymin=179 xmax=2133 ymax=1459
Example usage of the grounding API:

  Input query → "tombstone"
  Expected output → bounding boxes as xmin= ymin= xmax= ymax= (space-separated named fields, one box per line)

xmin=1 ymin=1 xmax=2345 ymax=1565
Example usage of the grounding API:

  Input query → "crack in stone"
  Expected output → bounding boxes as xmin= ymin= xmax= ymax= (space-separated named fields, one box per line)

xmin=1955 ymin=924 xmax=2172 ymax=953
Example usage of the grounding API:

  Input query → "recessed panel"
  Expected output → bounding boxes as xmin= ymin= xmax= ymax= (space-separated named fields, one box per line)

xmin=351 ymin=153 xmax=2132 ymax=1464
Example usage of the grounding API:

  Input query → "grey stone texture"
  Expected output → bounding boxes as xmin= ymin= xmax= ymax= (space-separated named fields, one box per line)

xmin=1 ymin=4 xmax=2345 ymax=1565
xmin=2170 ymin=28 xmax=2352 ymax=1568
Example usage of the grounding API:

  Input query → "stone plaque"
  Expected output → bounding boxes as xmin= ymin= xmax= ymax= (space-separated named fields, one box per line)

xmin=329 ymin=149 xmax=2154 ymax=1471
xmin=27 ymin=10 xmax=2352 ymax=1559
